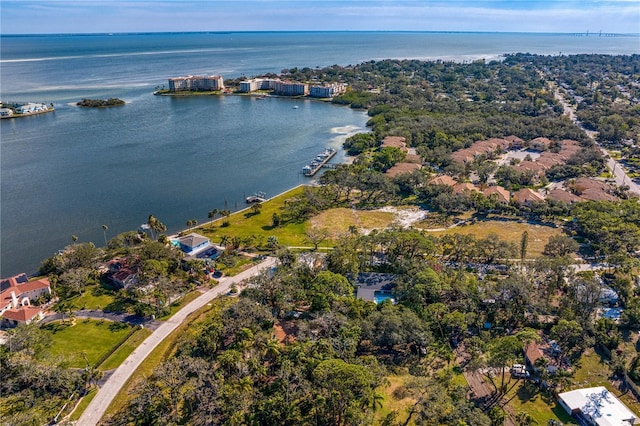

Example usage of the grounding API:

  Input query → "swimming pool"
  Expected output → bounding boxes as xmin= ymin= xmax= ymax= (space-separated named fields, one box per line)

xmin=374 ymin=291 xmax=395 ymax=304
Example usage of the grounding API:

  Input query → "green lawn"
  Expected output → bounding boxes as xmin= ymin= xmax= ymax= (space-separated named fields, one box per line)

xmin=503 ymin=381 xmax=577 ymax=425
xmin=424 ymin=219 xmax=564 ymax=258
xmin=195 ymin=185 xmax=312 ymax=247
xmin=571 ymin=350 xmax=640 ymax=414
xmin=43 ymin=319 xmax=134 ymax=368
xmin=69 ymin=284 xmax=117 ymax=310
xmin=99 ymin=327 xmax=151 ymax=370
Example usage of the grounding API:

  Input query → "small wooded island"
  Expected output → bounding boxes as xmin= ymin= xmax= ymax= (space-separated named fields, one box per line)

xmin=77 ymin=98 xmax=125 ymax=107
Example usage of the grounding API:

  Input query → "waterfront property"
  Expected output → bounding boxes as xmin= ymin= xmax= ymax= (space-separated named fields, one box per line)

xmin=168 ymin=75 xmax=225 ymax=92
xmin=274 ymin=80 xmax=309 ymax=96
xmin=0 ymin=102 xmax=54 ymax=119
xmin=0 ymin=273 xmax=51 ymax=327
xmin=309 ymin=83 xmax=346 ymax=98
xmin=238 ymin=78 xmax=310 ymax=96
xmin=177 ymin=233 xmax=211 ymax=255
xmin=106 ymin=259 xmax=139 ymax=289
xmin=238 ymin=78 xmax=279 ymax=92
xmin=302 ymin=148 xmax=336 ymax=176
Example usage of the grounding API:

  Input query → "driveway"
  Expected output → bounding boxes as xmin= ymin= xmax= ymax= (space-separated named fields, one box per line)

xmin=77 ymin=256 xmax=277 ymax=426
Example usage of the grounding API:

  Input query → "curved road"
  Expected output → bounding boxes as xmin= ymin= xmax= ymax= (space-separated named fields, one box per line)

xmin=78 ymin=257 xmax=277 ymax=426
xmin=552 ymin=84 xmax=640 ymax=196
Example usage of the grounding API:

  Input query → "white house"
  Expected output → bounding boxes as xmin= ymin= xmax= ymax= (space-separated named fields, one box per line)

xmin=558 ymin=387 xmax=637 ymax=426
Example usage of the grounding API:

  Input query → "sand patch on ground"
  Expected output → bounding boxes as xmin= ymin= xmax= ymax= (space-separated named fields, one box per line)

xmin=310 ymin=206 xmax=428 ymax=236
xmin=376 ymin=206 xmax=428 ymax=228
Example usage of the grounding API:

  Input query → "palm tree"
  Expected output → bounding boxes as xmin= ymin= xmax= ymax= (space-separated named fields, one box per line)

xmin=102 ymin=224 xmax=108 ymax=246
xmin=250 ymin=202 xmax=262 ymax=215
xmin=147 ymin=214 xmax=167 ymax=241
xmin=71 ymin=235 xmax=78 ymax=244
xmin=208 ymin=208 xmax=219 ymax=229
xmin=220 ymin=235 xmax=230 ymax=248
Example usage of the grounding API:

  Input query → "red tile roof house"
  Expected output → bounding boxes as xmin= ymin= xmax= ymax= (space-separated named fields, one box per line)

xmin=385 ymin=162 xmax=422 ymax=178
xmin=570 ymin=178 xmax=619 ymax=202
xmin=380 ymin=136 xmax=408 ymax=152
xmin=505 ymin=135 xmax=526 ymax=149
xmin=450 ymin=138 xmax=510 ymax=164
xmin=0 ymin=273 xmax=51 ymax=327
xmin=512 ymin=188 xmax=545 ymax=207
xmin=529 ymin=137 xmax=552 ymax=152
xmin=482 ymin=185 xmax=511 ymax=205
xmin=546 ymin=189 xmax=584 ymax=205
xmin=428 ymin=175 xmax=457 ymax=187
xmin=453 ymin=182 xmax=480 ymax=194
xmin=110 ymin=267 xmax=139 ymax=289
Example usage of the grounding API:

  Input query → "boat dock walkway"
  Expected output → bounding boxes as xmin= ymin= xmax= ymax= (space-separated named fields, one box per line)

xmin=302 ymin=148 xmax=337 ymax=177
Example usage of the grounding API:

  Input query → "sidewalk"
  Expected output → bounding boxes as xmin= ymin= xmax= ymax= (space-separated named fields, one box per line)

xmin=77 ymin=257 xmax=277 ymax=426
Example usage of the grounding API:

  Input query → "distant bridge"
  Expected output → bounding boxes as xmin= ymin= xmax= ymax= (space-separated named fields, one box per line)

xmin=569 ymin=31 xmax=626 ymax=37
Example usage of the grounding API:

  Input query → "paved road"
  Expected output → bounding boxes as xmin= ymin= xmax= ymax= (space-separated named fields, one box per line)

xmin=78 ymin=257 xmax=277 ymax=426
xmin=552 ymin=85 xmax=640 ymax=196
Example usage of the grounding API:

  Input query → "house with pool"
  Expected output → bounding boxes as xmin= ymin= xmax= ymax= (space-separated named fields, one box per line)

xmin=176 ymin=233 xmax=210 ymax=254
xmin=173 ymin=232 xmax=220 ymax=261
xmin=354 ymin=273 xmax=396 ymax=304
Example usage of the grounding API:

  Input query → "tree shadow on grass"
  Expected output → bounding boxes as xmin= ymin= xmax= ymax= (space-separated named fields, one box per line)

xmin=104 ymin=297 xmax=137 ymax=314
xmin=42 ymin=322 xmax=70 ymax=334
xmin=108 ymin=321 xmax=130 ymax=332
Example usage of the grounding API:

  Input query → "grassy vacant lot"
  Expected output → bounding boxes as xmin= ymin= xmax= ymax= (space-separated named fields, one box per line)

xmin=196 ymin=185 xmax=311 ymax=247
xmin=425 ymin=220 xmax=563 ymax=258
xmin=43 ymin=319 xmax=133 ymax=368
xmin=310 ymin=207 xmax=396 ymax=237
xmin=193 ymin=187 xmax=563 ymax=260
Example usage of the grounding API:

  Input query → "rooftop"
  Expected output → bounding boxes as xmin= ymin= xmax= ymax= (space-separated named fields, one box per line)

xmin=558 ymin=386 xmax=638 ymax=426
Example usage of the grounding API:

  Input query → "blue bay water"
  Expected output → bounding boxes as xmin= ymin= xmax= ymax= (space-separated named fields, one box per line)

xmin=1 ymin=32 xmax=638 ymax=276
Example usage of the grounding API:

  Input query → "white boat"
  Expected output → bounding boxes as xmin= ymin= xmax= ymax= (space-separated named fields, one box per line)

xmin=246 ymin=191 xmax=267 ymax=203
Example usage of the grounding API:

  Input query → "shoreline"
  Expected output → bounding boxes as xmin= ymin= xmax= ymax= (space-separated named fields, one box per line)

xmin=173 ymin=183 xmax=310 ymax=239
xmin=0 ymin=107 xmax=55 ymax=119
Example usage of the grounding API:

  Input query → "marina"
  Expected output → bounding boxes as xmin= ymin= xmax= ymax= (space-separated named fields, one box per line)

xmin=302 ymin=147 xmax=337 ymax=177
xmin=246 ymin=191 xmax=267 ymax=203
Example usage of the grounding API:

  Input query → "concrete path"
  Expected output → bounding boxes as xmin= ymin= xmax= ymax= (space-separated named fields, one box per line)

xmin=77 ymin=257 xmax=277 ymax=426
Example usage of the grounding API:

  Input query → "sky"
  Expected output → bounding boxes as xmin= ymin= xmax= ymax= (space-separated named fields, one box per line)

xmin=1 ymin=0 xmax=639 ymax=35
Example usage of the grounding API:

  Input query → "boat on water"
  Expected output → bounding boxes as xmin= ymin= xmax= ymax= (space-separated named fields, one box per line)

xmin=292 ymin=105 xmax=299 ymax=109
xmin=302 ymin=148 xmax=336 ymax=177
xmin=246 ymin=191 xmax=267 ymax=203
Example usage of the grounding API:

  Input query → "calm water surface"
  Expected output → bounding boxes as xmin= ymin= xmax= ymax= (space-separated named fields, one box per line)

xmin=1 ymin=32 xmax=638 ymax=276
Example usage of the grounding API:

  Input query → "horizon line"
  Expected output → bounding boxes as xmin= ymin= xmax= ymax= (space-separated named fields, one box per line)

xmin=2 ymin=30 xmax=640 ymax=37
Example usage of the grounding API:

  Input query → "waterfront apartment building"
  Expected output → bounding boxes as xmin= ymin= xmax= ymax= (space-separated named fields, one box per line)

xmin=239 ymin=78 xmax=280 ymax=93
xmin=238 ymin=79 xmax=308 ymax=96
xmin=274 ymin=80 xmax=309 ymax=96
xmin=310 ymin=83 xmax=346 ymax=98
xmin=168 ymin=75 xmax=225 ymax=92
